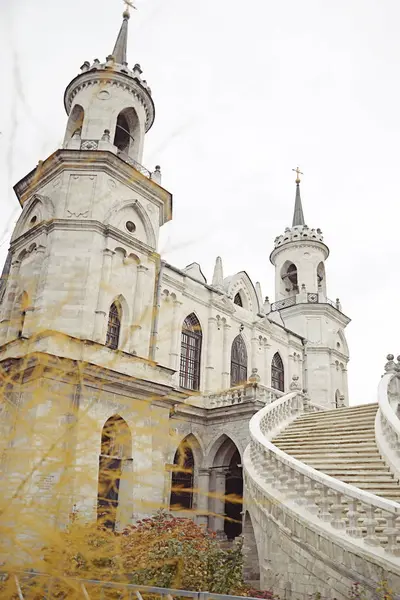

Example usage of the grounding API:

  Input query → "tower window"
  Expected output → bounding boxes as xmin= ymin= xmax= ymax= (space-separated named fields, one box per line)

xmin=271 ymin=352 xmax=284 ymax=391
xmin=231 ymin=335 xmax=248 ymax=386
xmin=234 ymin=292 xmax=243 ymax=307
xmin=106 ymin=302 xmax=121 ymax=350
xmin=179 ymin=314 xmax=202 ymax=390
xmin=114 ymin=113 xmax=131 ymax=154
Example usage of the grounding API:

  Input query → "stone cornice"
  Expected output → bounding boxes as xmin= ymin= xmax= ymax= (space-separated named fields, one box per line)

xmin=64 ymin=69 xmax=155 ymax=132
xmin=10 ymin=219 xmax=156 ymax=260
xmin=270 ymin=239 xmax=329 ymax=265
xmin=13 ymin=151 xmax=172 ymax=226
xmin=280 ymin=301 xmax=351 ymax=327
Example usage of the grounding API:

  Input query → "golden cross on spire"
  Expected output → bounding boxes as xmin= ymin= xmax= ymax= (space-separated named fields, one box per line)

xmin=292 ymin=166 xmax=303 ymax=184
xmin=123 ymin=0 xmax=137 ymax=15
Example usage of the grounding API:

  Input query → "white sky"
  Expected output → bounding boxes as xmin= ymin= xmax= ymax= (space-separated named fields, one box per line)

xmin=0 ymin=0 xmax=399 ymax=405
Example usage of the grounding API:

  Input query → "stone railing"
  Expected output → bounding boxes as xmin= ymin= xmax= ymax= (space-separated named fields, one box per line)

xmin=270 ymin=292 xmax=343 ymax=313
xmin=244 ymin=390 xmax=400 ymax=573
xmin=376 ymin=355 xmax=400 ymax=481
xmin=204 ymin=382 xmax=284 ymax=409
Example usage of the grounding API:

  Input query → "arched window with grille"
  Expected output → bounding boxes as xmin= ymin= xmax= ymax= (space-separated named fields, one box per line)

xmin=170 ymin=441 xmax=195 ymax=510
xmin=230 ymin=335 xmax=247 ymax=386
xmin=271 ymin=352 xmax=284 ymax=391
xmin=179 ymin=314 xmax=202 ymax=390
xmin=106 ymin=301 xmax=121 ymax=350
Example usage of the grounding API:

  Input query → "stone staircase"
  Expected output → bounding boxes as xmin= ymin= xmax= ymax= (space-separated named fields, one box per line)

xmin=272 ymin=402 xmax=400 ymax=502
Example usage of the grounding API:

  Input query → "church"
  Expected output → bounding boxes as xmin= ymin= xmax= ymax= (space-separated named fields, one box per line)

xmin=1 ymin=8 xmax=399 ymax=600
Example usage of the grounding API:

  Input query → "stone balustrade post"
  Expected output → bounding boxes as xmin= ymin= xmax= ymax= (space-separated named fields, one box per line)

xmin=383 ymin=513 xmax=400 ymax=556
xmin=346 ymin=498 xmax=362 ymax=538
xmin=330 ymin=492 xmax=346 ymax=529
xmin=318 ymin=486 xmax=332 ymax=522
xmin=363 ymin=504 xmax=381 ymax=546
xmin=294 ymin=473 xmax=308 ymax=506
xmin=93 ymin=249 xmax=114 ymax=342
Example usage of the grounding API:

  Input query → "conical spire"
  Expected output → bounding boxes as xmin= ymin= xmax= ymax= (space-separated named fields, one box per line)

xmin=292 ymin=167 xmax=305 ymax=227
xmin=112 ymin=9 xmax=130 ymax=65
xmin=212 ymin=256 xmax=224 ymax=291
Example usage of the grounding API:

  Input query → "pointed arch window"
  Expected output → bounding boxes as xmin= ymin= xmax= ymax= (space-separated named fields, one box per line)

xmin=170 ymin=442 xmax=195 ymax=510
xmin=271 ymin=353 xmax=284 ymax=391
xmin=230 ymin=335 xmax=248 ymax=386
xmin=234 ymin=292 xmax=243 ymax=307
xmin=179 ymin=314 xmax=202 ymax=390
xmin=106 ymin=302 xmax=121 ymax=350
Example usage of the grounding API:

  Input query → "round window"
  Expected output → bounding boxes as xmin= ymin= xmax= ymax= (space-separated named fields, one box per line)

xmin=126 ymin=221 xmax=136 ymax=233
xmin=30 ymin=216 xmax=37 ymax=226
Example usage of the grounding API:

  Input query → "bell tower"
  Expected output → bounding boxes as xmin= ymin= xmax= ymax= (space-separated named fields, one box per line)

xmin=0 ymin=8 xmax=172 ymax=355
xmin=63 ymin=8 xmax=153 ymax=165
xmin=269 ymin=170 xmax=351 ymax=408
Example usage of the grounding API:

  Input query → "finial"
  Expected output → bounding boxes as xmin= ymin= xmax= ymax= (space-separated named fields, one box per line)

xmin=292 ymin=166 xmax=303 ymax=185
xmin=123 ymin=0 xmax=136 ymax=17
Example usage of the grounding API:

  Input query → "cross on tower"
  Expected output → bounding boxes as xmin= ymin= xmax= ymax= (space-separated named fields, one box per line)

xmin=123 ymin=0 xmax=137 ymax=13
xmin=292 ymin=166 xmax=303 ymax=184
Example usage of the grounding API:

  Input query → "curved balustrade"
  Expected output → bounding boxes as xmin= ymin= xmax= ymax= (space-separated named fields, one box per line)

xmin=244 ymin=390 xmax=400 ymax=570
xmin=376 ymin=369 xmax=400 ymax=480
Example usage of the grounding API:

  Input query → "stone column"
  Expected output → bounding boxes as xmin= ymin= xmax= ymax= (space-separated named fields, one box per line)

xmin=93 ymin=249 xmax=114 ymax=342
xmin=213 ymin=469 xmax=227 ymax=536
xmin=130 ymin=264 xmax=148 ymax=351
xmin=3 ymin=260 xmax=22 ymax=343
xmin=264 ymin=340 xmax=272 ymax=387
xmin=342 ymin=365 xmax=349 ymax=405
xmin=206 ymin=316 xmax=217 ymax=392
xmin=251 ymin=328 xmax=258 ymax=375
xmin=197 ymin=468 xmax=210 ymax=527
xmin=169 ymin=299 xmax=182 ymax=372
xmin=221 ymin=322 xmax=231 ymax=389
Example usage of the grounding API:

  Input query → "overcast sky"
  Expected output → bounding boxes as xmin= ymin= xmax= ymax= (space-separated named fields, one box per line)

xmin=0 ymin=0 xmax=399 ymax=405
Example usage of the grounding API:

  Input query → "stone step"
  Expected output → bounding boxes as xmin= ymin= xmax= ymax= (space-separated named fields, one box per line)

xmin=275 ymin=440 xmax=378 ymax=449
xmin=282 ymin=422 xmax=376 ymax=434
xmin=319 ymin=470 xmax=393 ymax=478
xmin=298 ymin=404 xmax=378 ymax=417
xmin=294 ymin=458 xmax=384 ymax=466
xmin=275 ymin=432 xmax=376 ymax=442
xmin=296 ymin=407 xmax=377 ymax=423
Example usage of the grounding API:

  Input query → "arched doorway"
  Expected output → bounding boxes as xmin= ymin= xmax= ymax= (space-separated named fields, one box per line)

xmin=209 ymin=436 xmax=243 ymax=540
xmin=170 ymin=440 xmax=195 ymax=510
xmin=97 ymin=415 xmax=132 ymax=530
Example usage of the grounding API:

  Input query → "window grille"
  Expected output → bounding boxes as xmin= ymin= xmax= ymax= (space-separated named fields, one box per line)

xmin=271 ymin=352 xmax=284 ymax=391
xmin=179 ymin=314 xmax=202 ymax=390
xmin=106 ymin=302 xmax=121 ymax=350
xmin=230 ymin=335 xmax=248 ymax=386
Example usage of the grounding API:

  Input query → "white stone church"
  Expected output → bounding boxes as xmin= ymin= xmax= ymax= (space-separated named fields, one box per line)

xmin=1 ymin=9 xmax=400 ymax=600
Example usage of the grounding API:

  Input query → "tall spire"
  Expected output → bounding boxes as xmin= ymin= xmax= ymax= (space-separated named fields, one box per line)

xmin=291 ymin=167 xmax=305 ymax=227
xmin=112 ymin=8 xmax=131 ymax=65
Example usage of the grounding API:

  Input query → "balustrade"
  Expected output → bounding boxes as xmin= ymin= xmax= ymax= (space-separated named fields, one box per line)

xmin=204 ymin=382 xmax=283 ymax=409
xmin=244 ymin=384 xmax=400 ymax=562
